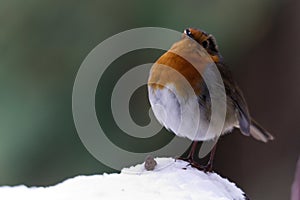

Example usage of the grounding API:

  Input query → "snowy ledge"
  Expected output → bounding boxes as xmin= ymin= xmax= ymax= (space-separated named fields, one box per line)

xmin=0 ymin=158 xmax=247 ymax=200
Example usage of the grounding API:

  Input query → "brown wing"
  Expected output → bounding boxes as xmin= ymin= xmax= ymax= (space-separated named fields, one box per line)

xmin=217 ymin=62 xmax=251 ymax=135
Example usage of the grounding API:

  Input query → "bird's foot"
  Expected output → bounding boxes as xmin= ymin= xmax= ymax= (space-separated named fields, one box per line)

xmin=176 ymin=156 xmax=213 ymax=173
xmin=175 ymin=156 xmax=193 ymax=163
xmin=188 ymin=161 xmax=213 ymax=173
xmin=184 ymin=161 xmax=212 ymax=173
xmin=202 ymin=162 xmax=213 ymax=173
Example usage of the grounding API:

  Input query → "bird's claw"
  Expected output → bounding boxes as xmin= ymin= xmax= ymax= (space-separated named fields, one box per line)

xmin=176 ymin=156 xmax=213 ymax=173
xmin=188 ymin=162 xmax=213 ymax=173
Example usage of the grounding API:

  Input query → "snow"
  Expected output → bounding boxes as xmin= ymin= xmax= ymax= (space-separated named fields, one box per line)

xmin=0 ymin=157 xmax=246 ymax=200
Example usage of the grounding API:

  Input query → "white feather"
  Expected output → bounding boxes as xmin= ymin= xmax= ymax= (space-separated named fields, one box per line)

xmin=148 ymin=84 xmax=216 ymax=141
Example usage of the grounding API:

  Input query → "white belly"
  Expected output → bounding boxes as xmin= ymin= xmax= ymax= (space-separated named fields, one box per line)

xmin=148 ymin=84 xmax=216 ymax=141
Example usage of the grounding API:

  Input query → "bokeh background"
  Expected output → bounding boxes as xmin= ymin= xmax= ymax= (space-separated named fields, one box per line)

xmin=0 ymin=0 xmax=299 ymax=199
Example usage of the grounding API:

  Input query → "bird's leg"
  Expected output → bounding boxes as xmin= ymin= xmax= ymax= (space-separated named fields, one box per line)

xmin=176 ymin=141 xmax=198 ymax=162
xmin=202 ymin=143 xmax=217 ymax=172
xmin=180 ymin=142 xmax=218 ymax=172
xmin=176 ymin=141 xmax=218 ymax=172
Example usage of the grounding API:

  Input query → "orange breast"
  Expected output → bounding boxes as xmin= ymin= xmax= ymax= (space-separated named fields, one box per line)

xmin=149 ymin=37 xmax=215 ymax=98
xmin=149 ymin=51 xmax=203 ymax=96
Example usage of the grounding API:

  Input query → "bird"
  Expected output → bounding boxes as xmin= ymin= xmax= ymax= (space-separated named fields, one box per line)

xmin=147 ymin=27 xmax=274 ymax=172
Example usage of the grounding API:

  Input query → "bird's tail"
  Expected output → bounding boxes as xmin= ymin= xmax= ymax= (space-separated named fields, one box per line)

xmin=249 ymin=119 xmax=274 ymax=143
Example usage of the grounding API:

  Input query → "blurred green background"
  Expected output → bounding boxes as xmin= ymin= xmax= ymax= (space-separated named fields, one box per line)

xmin=0 ymin=0 xmax=299 ymax=199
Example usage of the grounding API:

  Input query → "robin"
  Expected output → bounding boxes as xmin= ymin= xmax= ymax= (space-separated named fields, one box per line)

xmin=147 ymin=28 xmax=274 ymax=172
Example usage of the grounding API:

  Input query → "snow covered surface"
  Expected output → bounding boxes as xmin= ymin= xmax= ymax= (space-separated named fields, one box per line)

xmin=0 ymin=157 xmax=246 ymax=200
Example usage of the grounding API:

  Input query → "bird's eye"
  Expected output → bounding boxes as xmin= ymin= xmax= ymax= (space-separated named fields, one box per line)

xmin=184 ymin=29 xmax=193 ymax=37
xmin=202 ymin=40 xmax=209 ymax=48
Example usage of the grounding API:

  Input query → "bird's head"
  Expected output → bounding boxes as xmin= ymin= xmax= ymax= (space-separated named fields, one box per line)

xmin=183 ymin=28 xmax=223 ymax=63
